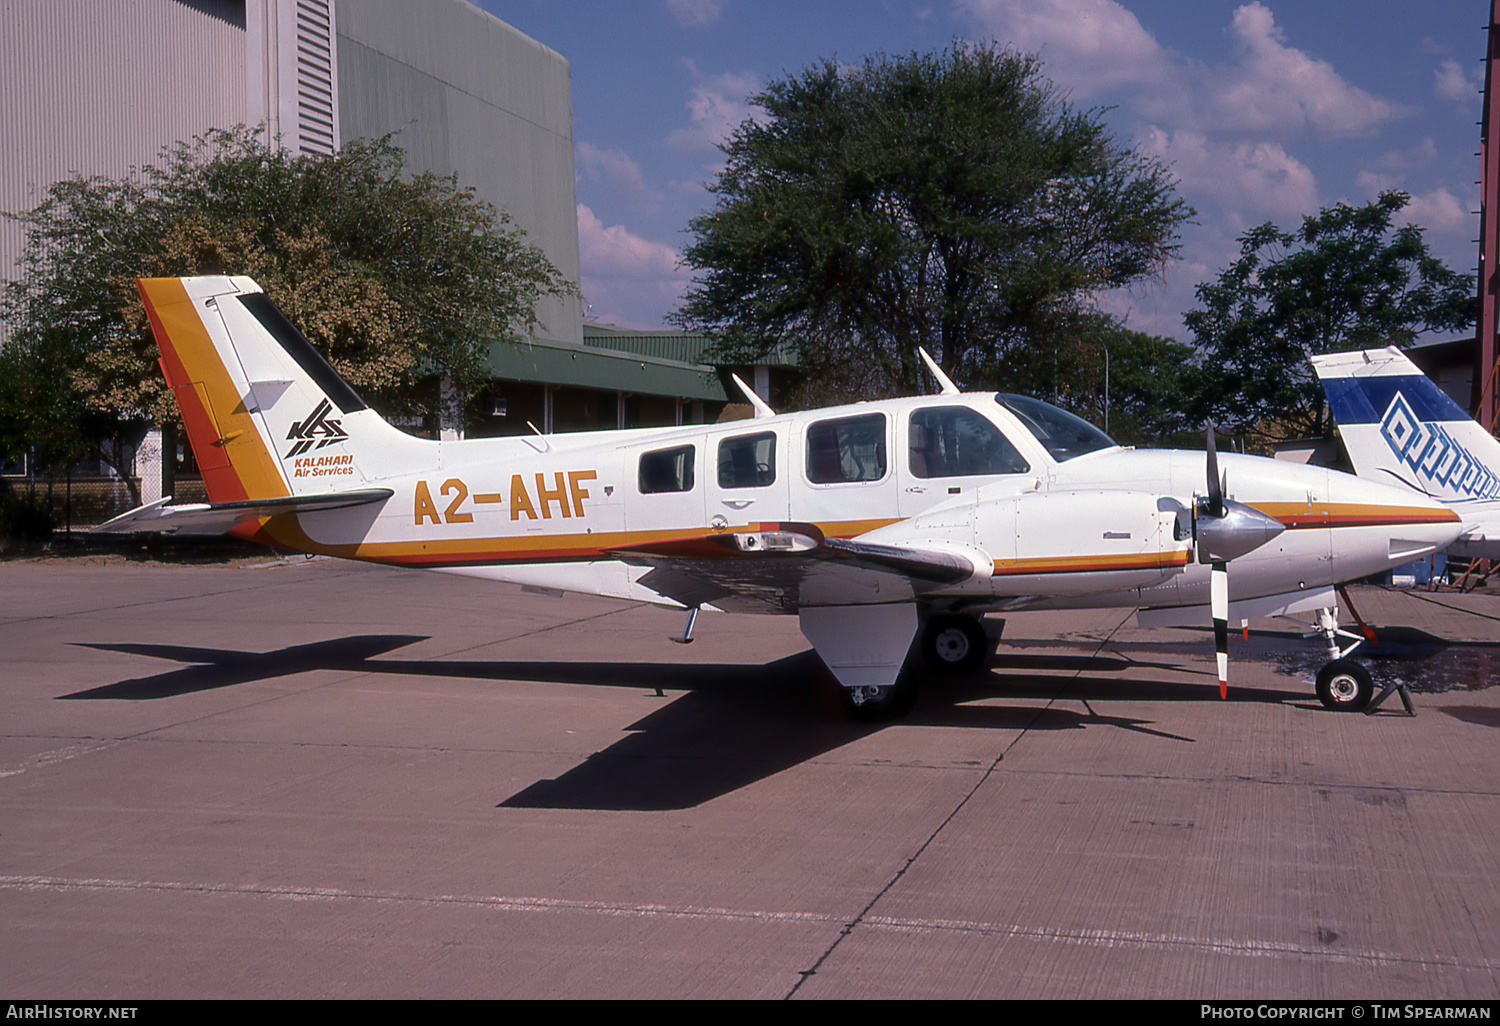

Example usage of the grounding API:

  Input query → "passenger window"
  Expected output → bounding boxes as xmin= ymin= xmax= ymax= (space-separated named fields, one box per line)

xmin=718 ymin=432 xmax=777 ymax=489
xmin=909 ymin=407 xmax=1030 ymax=478
xmin=639 ymin=445 xmax=695 ymax=493
xmin=806 ymin=414 xmax=887 ymax=484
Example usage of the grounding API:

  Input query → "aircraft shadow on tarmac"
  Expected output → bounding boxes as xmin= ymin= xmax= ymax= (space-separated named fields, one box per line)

xmin=60 ymin=635 xmax=1314 ymax=809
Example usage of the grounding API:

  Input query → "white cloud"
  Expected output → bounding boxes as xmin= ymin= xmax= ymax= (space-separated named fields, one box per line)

xmin=663 ymin=0 xmax=725 ymax=27
xmin=1353 ymin=139 xmax=1443 ymax=198
xmin=1354 ymin=169 xmax=1401 ymax=196
xmin=666 ymin=63 xmax=761 ymax=153
xmin=577 ymin=204 xmax=681 ymax=277
xmin=958 ymin=0 xmax=1405 ymax=139
xmin=1139 ymin=125 xmax=1318 ymax=222
xmin=576 ymin=142 xmax=648 ymax=192
xmin=1204 ymin=2 xmax=1406 ymax=138
xmin=1337 ymin=185 xmax=1476 ymax=277
xmin=1373 ymin=137 xmax=1440 ymax=173
xmin=1435 ymin=57 xmax=1480 ymax=105
xmin=575 ymin=205 xmax=692 ymax=328
xmin=1350 ymin=178 xmax=1472 ymax=234
xmin=1400 ymin=187 xmax=1472 ymax=236
xmin=575 ymin=142 xmax=663 ymax=213
xmin=953 ymin=0 xmax=1165 ymax=96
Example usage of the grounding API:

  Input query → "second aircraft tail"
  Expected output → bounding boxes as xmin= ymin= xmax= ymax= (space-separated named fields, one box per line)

xmin=1312 ymin=345 xmax=1500 ymax=502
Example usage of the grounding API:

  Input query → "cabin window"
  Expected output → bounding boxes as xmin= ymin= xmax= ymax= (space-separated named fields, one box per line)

xmin=718 ymin=432 xmax=777 ymax=488
xmin=909 ymin=407 xmax=1029 ymax=478
xmin=639 ymin=445 xmax=695 ymax=493
xmin=806 ymin=413 xmax=887 ymax=484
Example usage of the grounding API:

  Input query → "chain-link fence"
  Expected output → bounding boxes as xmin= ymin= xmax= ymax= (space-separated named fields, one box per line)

xmin=1 ymin=473 xmax=207 ymax=534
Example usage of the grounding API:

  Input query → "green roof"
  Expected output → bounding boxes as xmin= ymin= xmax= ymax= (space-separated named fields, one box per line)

xmin=485 ymin=325 xmax=800 ymax=401
xmin=489 ymin=336 xmax=727 ymax=401
xmin=583 ymin=324 xmax=800 ymax=367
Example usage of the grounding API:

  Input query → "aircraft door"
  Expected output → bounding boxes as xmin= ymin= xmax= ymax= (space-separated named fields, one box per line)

xmin=626 ymin=440 xmax=706 ymax=535
xmin=794 ymin=412 xmax=899 ymax=531
xmin=899 ymin=405 xmax=1033 ymax=517
xmin=709 ymin=429 xmax=790 ymax=528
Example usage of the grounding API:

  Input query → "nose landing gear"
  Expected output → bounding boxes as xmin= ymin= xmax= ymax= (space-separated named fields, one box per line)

xmin=1303 ymin=593 xmax=1416 ymax=714
xmin=1315 ymin=658 xmax=1374 ymax=711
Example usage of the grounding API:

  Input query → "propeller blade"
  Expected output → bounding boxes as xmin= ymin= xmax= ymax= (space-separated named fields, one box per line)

xmin=1191 ymin=424 xmax=1269 ymax=701
xmin=1204 ymin=421 xmax=1224 ymax=518
xmin=1211 ymin=560 xmax=1229 ymax=699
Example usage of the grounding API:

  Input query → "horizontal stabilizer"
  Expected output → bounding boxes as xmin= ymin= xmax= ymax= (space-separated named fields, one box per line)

xmin=94 ymin=489 xmax=394 ymax=536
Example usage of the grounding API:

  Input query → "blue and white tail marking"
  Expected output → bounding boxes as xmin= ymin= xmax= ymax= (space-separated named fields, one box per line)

xmin=1314 ymin=346 xmax=1500 ymax=501
xmin=1312 ymin=346 xmax=1500 ymax=557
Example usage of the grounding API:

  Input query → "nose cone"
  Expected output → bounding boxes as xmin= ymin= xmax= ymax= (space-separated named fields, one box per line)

xmin=1197 ymin=499 xmax=1286 ymax=563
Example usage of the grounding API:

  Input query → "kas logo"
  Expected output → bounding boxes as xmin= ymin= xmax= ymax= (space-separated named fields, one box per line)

xmin=1379 ymin=393 xmax=1500 ymax=499
xmin=285 ymin=399 xmax=349 ymax=458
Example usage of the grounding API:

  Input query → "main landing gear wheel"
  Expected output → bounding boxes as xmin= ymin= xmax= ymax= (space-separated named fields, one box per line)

xmin=1316 ymin=659 xmax=1374 ymax=712
xmin=920 ymin=615 xmax=987 ymax=674
xmin=840 ymin=677 xmax=917 ymax=722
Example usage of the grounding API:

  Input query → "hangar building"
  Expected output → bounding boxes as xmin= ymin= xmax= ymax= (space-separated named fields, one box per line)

xmin=2 ymin=0 xmax=735 ymax=513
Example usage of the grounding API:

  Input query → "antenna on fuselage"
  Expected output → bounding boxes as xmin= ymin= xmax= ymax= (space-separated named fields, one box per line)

xmin=918 ymin=348 xmax=960 ymax=395
xmin=731 ymin=373 xmax=776 ymax=418
xmin=525 ymin=420 xmax=551 ymax=452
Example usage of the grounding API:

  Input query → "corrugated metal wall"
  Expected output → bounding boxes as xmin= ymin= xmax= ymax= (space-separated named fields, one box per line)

xmin=0 ymin=0 xmax=248 ymax=285
xmin=289 ymin=0 xmax=337 ymax=154
xmin=3 ymin=0 xmax=583 ymax=353
xmin=336 ymin=0 xmax=584 ymax=346
xmin=246 ymin=0 xmax=339 ymax=155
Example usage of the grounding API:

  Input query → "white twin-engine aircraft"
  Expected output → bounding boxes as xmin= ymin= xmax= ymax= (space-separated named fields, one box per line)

xmin=100 ymin=277 xmax=1464 ymax=717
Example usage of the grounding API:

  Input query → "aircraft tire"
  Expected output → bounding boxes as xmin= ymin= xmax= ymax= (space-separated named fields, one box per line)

xmin=920 ymin=615 xmax=988 ymax=675
xmin=1315 ymin=659 xmax=1374 ymax=712
xmin=840 ymin=676 xmax=917 ymax=722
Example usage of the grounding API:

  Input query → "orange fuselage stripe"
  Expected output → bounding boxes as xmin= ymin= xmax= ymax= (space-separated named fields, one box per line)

xmin=1250 ymin=501 xmax=1460 ymax=529
xmin=246 ymin=498 xmax=1457 ymax=571
xmin=254 ymin=516 xmax=907 ymax=567
xmin=992 ymin=550 xmax=1191 ymax=576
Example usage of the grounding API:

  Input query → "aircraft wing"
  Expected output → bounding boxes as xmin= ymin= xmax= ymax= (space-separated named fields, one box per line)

xmin=94 ymin=489 xmax=395 ymax=536
xmin=605 ymin=522 xmax=981 ymax=613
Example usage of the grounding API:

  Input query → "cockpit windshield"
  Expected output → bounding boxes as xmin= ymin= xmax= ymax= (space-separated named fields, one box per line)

xmin=994 ymin=394 xmax=1116 ymax=462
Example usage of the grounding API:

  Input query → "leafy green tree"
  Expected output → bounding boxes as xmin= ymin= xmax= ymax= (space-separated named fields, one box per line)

xmin=1058 ymin=315 xmax=1201 ymax=447
xmin=0 ymin=328 xmax=97 ymax=476
xmin=2 ymin=127 xmax=574 ymax=495
xmin=675 ymin=45 xmax=1192 ymax=403
xmin=1185 ymin=191 xmax=1475 ymax=445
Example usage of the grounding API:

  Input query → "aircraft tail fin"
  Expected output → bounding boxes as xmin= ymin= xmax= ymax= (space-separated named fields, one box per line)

xmin=1311 ymin=346 xmax=1500 ymax=502
xmin=138 ymin=276 xmax=426 ymax=506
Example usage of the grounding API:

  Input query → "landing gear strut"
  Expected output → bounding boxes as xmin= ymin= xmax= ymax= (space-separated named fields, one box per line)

xmin=1310 ymin=605 xmax=1374 ymax=712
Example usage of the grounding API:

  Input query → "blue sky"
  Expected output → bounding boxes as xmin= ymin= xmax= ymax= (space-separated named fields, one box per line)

xmin=477 ymin=0 xmax=1488 ymax=342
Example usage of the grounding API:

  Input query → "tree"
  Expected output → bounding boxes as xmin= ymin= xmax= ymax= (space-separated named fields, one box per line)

xmin=1185 ymin=191 xmax=1475 ymax=446
xmin=2 ymin=127 xmax=574 ymax=494
xmin=674 ymin=45 xmax=1192 ymax=403
xmin=1064 ymin=315 xmax=1201 ymax=447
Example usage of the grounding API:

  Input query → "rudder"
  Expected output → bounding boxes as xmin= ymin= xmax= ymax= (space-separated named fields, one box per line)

xmin=139 ymin=276 xmax=418 ymax=504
